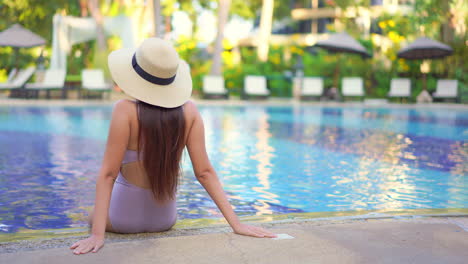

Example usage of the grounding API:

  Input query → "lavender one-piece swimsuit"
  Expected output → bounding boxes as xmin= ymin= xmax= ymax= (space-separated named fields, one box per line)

xmin=108 ymin=150 xmax=177 ymax=233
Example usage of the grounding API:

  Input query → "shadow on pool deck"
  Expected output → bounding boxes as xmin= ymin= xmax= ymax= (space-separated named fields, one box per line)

xmin=2 ymin=216 xmax=467 ymax=264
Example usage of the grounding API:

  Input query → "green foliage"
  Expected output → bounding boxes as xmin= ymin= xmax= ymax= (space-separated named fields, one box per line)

xmin=230 ymin=0 xmax=260 ymax=19
xmin=0 ymin=1 xmax=80 ymax=73
xmin=174 ymin=36 xmax=211 ymax=94
xmin=0 ymin=0 xmax=80 ymax=42
xmin=1 ymin=0 xmax=465 ymax=102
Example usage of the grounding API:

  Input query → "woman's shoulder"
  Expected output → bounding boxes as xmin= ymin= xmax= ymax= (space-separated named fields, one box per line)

xmin=183 ymin=100 xmax=200 ymax=115
xmin=182 ymin=100 xmax=201 ymax=125
xmin=113 ymin=99 xmax=136 ymax=110
xmin=111 ymin=99 xmax=137 ymax=118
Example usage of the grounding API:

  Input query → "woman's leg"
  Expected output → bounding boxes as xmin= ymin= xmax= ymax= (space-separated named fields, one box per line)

xmin=88 ymin=207 xmax=116 ymax=232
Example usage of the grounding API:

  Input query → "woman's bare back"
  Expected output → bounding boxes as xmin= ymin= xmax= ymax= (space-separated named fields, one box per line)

xmin=117 ymin=99 xmax=195 ymax=189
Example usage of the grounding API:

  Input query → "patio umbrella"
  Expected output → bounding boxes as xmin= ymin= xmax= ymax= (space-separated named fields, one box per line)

xmin=314 ymin=32 xmax=371 ymax=91
xmin=315 ymin=32 xmax=371 ymax=58
xmin=397 ymin=37 xmax=453 ymax=60
xmin=0 ymin=23 xmax=46 ymax=68
xmin=397 ymin=37 xmax=453 ymax=97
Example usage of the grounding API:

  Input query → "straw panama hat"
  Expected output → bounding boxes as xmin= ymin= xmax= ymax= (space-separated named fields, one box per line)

xmin=108 ymin=38 xmax=192 ymax=108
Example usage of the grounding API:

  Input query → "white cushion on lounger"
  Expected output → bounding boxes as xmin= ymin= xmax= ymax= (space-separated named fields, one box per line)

xmin=203 ymin=75 xmax=227 ymax=94
xmin=388 ymin=78 xmax=411 ymax=97
xmin=301 ymin=77 xmax=323 ymax=96
xmin=342 ymin=77 xmax=364 ymax=96
xmin=82 ymin=69 xmax=110 ymax=90
xmin=0 ymin=67 xmax=35 ymax=89
xmin=26 ymin=69 xmax=66 ymax=89
xmin=432 ymin=79 xmax=458 ymax=98
xmin=245 ymin=75 xmax=269 ymax=96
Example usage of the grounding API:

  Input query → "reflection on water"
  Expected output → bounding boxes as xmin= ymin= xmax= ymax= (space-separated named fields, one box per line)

xmin=249 ymin=107 xmax=278 ymax=215
xmin=0 ymin=105 xmax=467 ymax=233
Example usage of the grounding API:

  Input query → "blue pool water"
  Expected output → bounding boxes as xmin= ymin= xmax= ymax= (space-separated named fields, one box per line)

xmin=0 ymin=105 xmax=467 ymax=233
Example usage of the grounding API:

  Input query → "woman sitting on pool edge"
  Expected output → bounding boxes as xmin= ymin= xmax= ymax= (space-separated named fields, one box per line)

xmin=70 ymin=38 xmax=277 ymax=255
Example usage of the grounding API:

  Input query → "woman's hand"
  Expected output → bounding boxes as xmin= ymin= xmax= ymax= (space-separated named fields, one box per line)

xmin=69 ymin=234 xmax=104 ymax=255
xmin=232 ymin=223 xmax=277 ymax=238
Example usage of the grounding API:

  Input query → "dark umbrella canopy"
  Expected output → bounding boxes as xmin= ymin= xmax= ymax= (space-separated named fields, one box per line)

xmin=315 ymin=32 xmax=371 ymax=58
xmin=0 ymin=24 xmax=46 ymax=48
xmin=397 ymin=37 xmax=453 ymax=60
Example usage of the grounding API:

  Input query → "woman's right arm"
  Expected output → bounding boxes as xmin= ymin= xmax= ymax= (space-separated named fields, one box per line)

xmin=185 ymin=102 xmax=276 ymax=238
xmin=70 ymin=100 xmax=131 ymax=254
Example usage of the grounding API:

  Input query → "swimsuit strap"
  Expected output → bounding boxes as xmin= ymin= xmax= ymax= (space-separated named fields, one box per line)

xmin=122 ymin=149 xmax=139 ymax=164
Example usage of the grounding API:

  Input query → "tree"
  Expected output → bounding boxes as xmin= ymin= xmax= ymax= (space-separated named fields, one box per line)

xmin=257 ymin=0 xmax=274 ymax=62
xmin=0 ymin=0 xmax=80 ymax=42
xmin=153 ymin=0 xmax=163 ymax=37
xmin=209 ymin=0 xmax=231 ymax=75
xmin=87 ymin=0 xmax=106 ymax=51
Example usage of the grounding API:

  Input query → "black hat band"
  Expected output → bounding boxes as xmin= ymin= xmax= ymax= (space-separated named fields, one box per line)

xmin=132 ymin=54 xmax=176 ymax=85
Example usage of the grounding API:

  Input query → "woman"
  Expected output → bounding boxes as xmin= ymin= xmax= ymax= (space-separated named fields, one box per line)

xmin=70 ymin=38 xmax=276 ymax=255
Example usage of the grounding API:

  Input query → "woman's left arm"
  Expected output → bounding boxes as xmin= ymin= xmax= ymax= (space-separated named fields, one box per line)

xmin=70 ymin=100 xmax=131 ymax=254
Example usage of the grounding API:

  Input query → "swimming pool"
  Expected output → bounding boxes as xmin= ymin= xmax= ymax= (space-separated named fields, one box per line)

xmin=0 ymin=104 xmax=467 ymax=235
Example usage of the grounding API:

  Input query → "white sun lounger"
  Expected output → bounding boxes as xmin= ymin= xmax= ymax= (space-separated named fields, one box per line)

xmin=432 ymin=79 xmax=458 ymax=102
xmin=300 ymin=77 xmax=324 ymax=99
xmin=25 ymin=69 xmax=66 ymax=99
xmin=203 ymin=75 xmax=228 ymax=99
xmin=81 ymin=69 xmax=111 ymax=99
xmin=0 ymin=67 xmax=35 ymax=90
xmin=244 ymin=75 xmax=269 ymax=99
xmin=7 ymin=68 xmax=18 ymax=82
xmin=388 ymin=78 xmax=411 ymax=99
xmin=342 ymin=77 xmax=365 ymax=100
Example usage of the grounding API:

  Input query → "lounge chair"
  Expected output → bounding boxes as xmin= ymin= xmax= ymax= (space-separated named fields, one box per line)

xmin=432 ymin=79 xmax=458 ymax=102
xmin=341 ymin=77 xmax=364 ymax=100
xmin=0 ymin=67 xmax=36 ymax=97
xmin=243 ymin=75 xmax=269 ymax=99
xmin=202 ymin=75 xmax=228 ymax=99
xmin=81 ymin=69 xmax=112 ymax=99
xmin=299 ymin=77 xmax=323 ymax=100
xmin=25 ymin=69 xmax=66 ymax=99
xmin=7 ymin=68 xmax=18 ymax=82
xmin=388 ymin=78 xmax=411 ymax=101
xmin=0 ymin=67 xmax=35 ymax=90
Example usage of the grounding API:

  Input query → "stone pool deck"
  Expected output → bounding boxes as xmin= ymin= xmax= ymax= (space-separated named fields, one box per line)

xmin=2 ymin=216 xmax=467 ymax=264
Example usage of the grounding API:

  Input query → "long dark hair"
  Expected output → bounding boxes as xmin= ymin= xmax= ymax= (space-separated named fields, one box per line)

xmin=136 ymin=100 xmax=186 ymax=204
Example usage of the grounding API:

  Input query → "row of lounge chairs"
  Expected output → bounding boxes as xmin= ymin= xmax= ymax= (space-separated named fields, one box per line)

xmin=0 ymin=68 xmax=111 ymax=99
xmin=1 ymin=68 xmax=459 ymax=102
xmin=203 ymin=75 xmax=459 ymax=101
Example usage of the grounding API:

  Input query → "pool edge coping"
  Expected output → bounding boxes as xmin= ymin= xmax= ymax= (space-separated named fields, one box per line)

xmin=1 ymin=209 xmax=467 ymax=247
xmin=1 ymin=98 xmax=467 ymax=110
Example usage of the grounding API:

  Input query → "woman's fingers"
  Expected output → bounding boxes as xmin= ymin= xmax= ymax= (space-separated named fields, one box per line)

xmin=70 ymin=242 xmax=79 ymax=249
xmin=252 ymin=226 xmax=276 ymax=237
xmin=73 ymin=243 xmax=86 ymax=254
xmin=70 ymin=236 xmax=104 ymax=255
xmin=246 ymin=227 xmax=266 ymax=237
xmin=83 ymin=244 xmax=95 ymax=254
xmin=233 ymin=224 xmax=277 ymax=239
xmin=74 ymin=241 xmax=92 ymax=254
xmin=92 ymin=245 xmax=100 ymax=253
xmin=261 ymin=230 xmax=276 ymax=238
xmin=247 ymin=226 xmax=276 ymax=238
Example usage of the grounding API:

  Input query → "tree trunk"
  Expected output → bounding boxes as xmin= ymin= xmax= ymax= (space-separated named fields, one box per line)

xmin=88 ymin=0 xmax=106 ymax=51
xmin=165 ymin=15 xmax=171 ymax=38
xmin=257 ymin=0 xmax=274 ymax=62
xmin=440 ymin=0 xmax=454 ymax=43
xmin=79 ymin=0 xmax=88 ymax=17
xmin=153 ymin=0 xmax=162 ymax=37
xmin=210 ymin=0 xmax=231 ymax=75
